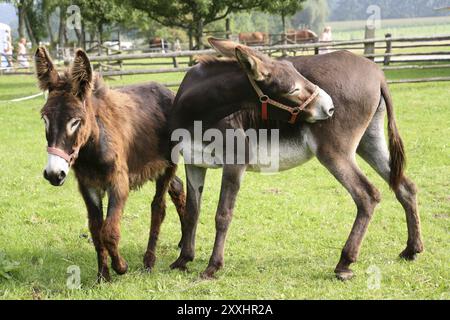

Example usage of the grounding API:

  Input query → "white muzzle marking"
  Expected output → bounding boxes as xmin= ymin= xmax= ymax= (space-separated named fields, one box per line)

xmin=308 ymin=88 xmax=334 ymax=122
xmin=45 ymin=154 xmax=69 ymax=177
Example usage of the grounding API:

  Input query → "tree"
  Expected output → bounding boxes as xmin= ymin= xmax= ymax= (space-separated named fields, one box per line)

xmin=3 ymin=0 xmax=48 ymax=45
xmin=127 ymin=0 xmax=266 ymax=50
xmin=42 ymin=0 xmax=57 ymax=45
xmin=72 ymin=0 xmax=127 ymax=47
xmin=292 ymin=0 xmax=329 ymax=33
xmin=264 ymin=0 xmax=306 ymax=38
xmin=16 ymin=0 xmax=28 ymax=38
xmin=24 ymin=0 xmax=48 ymax=45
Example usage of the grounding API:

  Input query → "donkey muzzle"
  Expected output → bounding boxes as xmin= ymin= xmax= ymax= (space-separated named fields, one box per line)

xmin=308 ymin=88 xmax=334 ymax=122
xmin=43 ymin=153 xmax=69 ymax=186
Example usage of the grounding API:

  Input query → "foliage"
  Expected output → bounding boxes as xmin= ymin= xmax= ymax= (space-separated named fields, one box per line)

xmin=24 ymin=0 xmax=48 ymax=44
xmin=127 ymin=0 xmax=267 ymax=48
xmin=71 ymin=0 xmax=128 ymax=39
xmin=263 ymin=0 xmax=306 ymax=32
xmin=226 ymin=11 xmax=285 ymax=34
xmin=292 ymin=0 xmax=329 ymax=32
xmin=264 ymin=0 xmax=305 ymax=17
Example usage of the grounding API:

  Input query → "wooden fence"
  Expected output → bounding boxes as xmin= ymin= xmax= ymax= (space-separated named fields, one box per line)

xmin=2 ymin=34 xmax=450 ymax=86
xmin=92 ymin=34 xmax=450 ymax=86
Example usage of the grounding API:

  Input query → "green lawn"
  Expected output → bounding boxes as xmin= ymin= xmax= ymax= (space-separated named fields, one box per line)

xmin=328 ymin=16 xmax=450 ymax=40
xmin=0 ymin=68 xmax=449 ymax=299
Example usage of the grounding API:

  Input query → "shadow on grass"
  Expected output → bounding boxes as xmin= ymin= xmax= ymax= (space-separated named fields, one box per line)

xmin=3 ymin=240 xmax=349 ymax=290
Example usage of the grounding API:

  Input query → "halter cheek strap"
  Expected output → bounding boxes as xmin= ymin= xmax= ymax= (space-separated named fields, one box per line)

xmin=246 ymin=74 xmax=320 ymax=124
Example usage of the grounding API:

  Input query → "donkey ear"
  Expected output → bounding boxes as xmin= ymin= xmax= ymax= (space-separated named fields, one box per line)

xmin=70 ymin=49 xmax=93 ymax=100
xmin=235 ymin=46 xmax=270 ymax=81
xmin=208 ymin=37 xmax=240 ymax=58
xmin=35 ymin=47 xmax=59 ymax=91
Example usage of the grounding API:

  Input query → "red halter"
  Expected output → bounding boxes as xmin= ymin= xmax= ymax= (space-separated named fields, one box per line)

xmin=47 ymin=146 xmax=80 ymax=167
xmin=246 ymin=74 xmax=320 ymax=124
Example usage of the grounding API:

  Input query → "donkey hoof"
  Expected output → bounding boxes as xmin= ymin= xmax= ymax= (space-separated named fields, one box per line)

xmin=170 ymin=255 xmax=193 ymax=271
xmin=335 ymin=269 xmax=354 ymax=281
xmin=97 ymin=271 xmax=111 ymax=283
xmin=170 ymin=258 xmax=189 ymax=272
xmin=112 ymin=259 xmax=128 ymax=275
xmin=143 ymin=253 xmax=156 ymax=272
xmin=200 ymin=271 xmax=217 ymax=280
xmin=399 ymin=249 xmax=418 ymax=261
xmin=200 ymin=265 xmax=221 ymax=280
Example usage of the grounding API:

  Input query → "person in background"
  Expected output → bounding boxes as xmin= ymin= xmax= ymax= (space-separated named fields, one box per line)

xmin=319 ymin=26 xmax=333 ymax=54
xmin=4 ymin=35 xmax=13 ymax=68
xmin=17 ymin=37 xmax=29 ymax=68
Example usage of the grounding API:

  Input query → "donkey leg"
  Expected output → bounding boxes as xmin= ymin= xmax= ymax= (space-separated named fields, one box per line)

xmin=201 ymin=165 xmax=246 ymax=279
xmin=79 ymin=184 xmax=110 ymax=282
xmin=319 ymin=155 xmax=381 ymax=280
xmin=168 ymin=175 xmax=186 ymax=249
xmin=143 ymin=166 xmax=176 ymax=271
xmin=170 ymin=165 xmax=206 ymax=271
xmin=102 ymin=176 xmax=129 ymax=275
xmin=357 ymin=114 xmax=424 ymax=260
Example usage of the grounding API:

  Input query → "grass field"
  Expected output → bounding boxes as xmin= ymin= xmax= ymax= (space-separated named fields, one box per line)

xmin=328 ymin=16 xmax=450 ymax=40
xmin=0 ymin=65 xmax=449 ymax=300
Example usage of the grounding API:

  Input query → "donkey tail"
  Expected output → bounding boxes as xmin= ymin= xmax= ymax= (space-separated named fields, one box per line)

xmin=381 ymin=79 xmax=405 ymax=191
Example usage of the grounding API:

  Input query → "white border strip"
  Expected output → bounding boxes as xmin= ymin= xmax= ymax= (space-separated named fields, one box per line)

xmin=0 ymin=92 xmax=43 ymax=103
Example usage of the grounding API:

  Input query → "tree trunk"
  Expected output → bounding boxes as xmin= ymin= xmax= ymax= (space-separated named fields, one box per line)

xmin=281 ymin=12 xmax=287 ymax=56
xmin=98 ymin=24 xmax=104 ymax=55
xmin=74 ymin=23 xmax=84 ymax=48
xmin=188 ymin=28 xmax=194 ymax=50
xmin=188 ymin=28 xmax=194 ymax=65
xmin=195 ymin=19 xmax=204 ymax=50
xmin=17 ymin=0 xmax=27 ymax=38
xmin=46 ymin=12 xmax=56 ymax=46
xmin=58 ymin=5 xmax=67 ymax=49
xmin=24 ymin=13 xmax=37 ymax=46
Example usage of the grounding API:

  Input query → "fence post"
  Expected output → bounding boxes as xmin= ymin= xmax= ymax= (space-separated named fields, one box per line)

xmin=172 ymin=57 xmax=179 ymax=68
xmin=384 ymin=33 xmax=392 ymax=66
xmin=225 ymin=18 xmax=231 ymax=39
xmin=364 ymin=25 xmax=375 ymax=61
xmin=161 ymin=38 xmax=166 ymax=53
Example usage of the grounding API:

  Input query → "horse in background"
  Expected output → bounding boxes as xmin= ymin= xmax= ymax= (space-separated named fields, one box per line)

xmin=286 ymin=29 xmax=318 ymax=44
xmin=238 ymin=32 xmax=269 ymax=46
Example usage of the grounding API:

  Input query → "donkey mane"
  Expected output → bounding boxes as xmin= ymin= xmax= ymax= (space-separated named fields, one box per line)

xmin=195 ymin=55 xmax=236 ymax=66
xmin=49 ymin=70 xmax=108 ymax=99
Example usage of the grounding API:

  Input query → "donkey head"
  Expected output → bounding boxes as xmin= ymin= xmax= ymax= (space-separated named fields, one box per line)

xmin=36 ymin=47 xmax=94 ymax=186
xmin=208 ymin=38 xmax=334 ymax=123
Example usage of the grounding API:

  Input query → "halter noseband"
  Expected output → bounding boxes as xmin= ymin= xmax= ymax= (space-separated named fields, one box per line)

xmin=47 ymin=146 xmax=80 ymax=167
xmin=246 ymin=74 xmax=320 ymax=124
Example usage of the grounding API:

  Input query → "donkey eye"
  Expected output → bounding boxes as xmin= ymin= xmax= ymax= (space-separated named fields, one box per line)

xmin=71 ymin=119 xmax=81 ymax=128
xmin=67 ymin=118 xmax=81 ymax=135
xmin=289 ymin=88 xmax=300 ymax=95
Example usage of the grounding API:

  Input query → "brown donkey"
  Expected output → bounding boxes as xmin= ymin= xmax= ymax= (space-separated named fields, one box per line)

xmin=169 ymin=39 xmax=424 ymax=280
xmin=35 ymin=47 xmax=185 ymax=281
